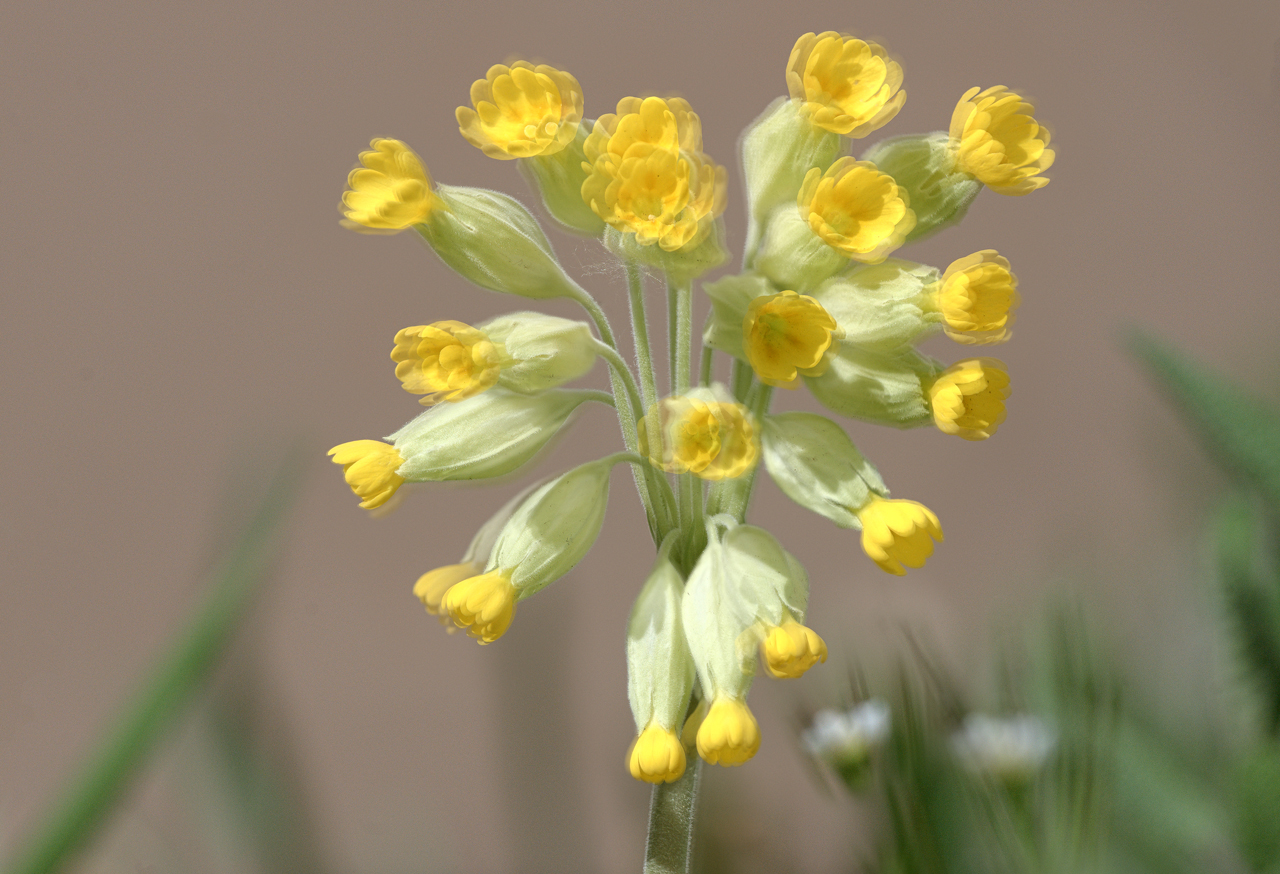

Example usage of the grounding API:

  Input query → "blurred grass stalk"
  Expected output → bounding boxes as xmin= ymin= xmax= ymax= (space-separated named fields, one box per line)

xmin=3 ymin=448 xmax=303 ymax=874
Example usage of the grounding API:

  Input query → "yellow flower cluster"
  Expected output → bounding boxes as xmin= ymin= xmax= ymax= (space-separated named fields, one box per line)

xmin=581 ymin=97 xmax=727 ymax=251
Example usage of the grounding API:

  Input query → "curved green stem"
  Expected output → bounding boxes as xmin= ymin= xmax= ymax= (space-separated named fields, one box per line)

xmin=592 ymin=340 xmax=645 ymax=416
xmin=626 ymin=263 xmax=661 ymax=410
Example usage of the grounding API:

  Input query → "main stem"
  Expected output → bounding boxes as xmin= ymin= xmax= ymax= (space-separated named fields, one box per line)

xmin=643 ymin=757 xmax=701 ymax=874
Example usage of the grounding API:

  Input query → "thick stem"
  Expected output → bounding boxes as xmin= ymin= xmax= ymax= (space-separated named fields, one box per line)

xmin=643 ymin=757 xmax=702 ymax=874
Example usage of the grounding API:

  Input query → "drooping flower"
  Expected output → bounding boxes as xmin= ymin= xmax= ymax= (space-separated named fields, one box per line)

xmin=786 ymin=32 xmax=905 ymax=137
xmin=628 ymin=723 xmax=687 ymax=784
xmin=743 ymin=290 xmax=842 ymax=387
xmin=798 ymin=157 xmax=915 ymax=263
xmin=928 ymin=358 xmax=1010 ymax=440
xmin=640 ymin=388 xmax=759 ymax=481
xmin=856 ymin=496 xmax=943 ymax=575
xmin=391 ymin=321 xmax=507 ymax=405
xmin=950 ymin=86 xmax=1054 ymax=195
xmin=414 ymin=562 xmax=481 ymax=628
xmin=327 ymin=440 xmax=405 ymax=509
xmin=934 ymin=250 xmax=1019 ymax=344
xmin=580 ymin=97 xmax=726 ymax=252
xmin=340 ymin=139 xmax=440 ymax=233
xmin=440 ymin=570 xmax=518 ymax=644
xmin=456 ymin=61 xmax=584 ymax=159
xmin=696 ymin=697 xmax=761 ymax=766
xmin=761 ymin=619 xmax=828 ymax=679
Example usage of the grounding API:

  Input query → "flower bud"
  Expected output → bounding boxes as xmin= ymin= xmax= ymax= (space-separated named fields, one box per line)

xmin=456 ymin=61 xmax=583 ymax=160
xmin=489 ymin=457 xmax=615 ymax=596
xmin=805 ymin=347 xmax=942 ymax=428
xmin=754 ymin=206 xmax=848 ymax=293
xmin=743 ymin=290 xmax=842 ymax=388
xmin=856 ymin=497 xmax=943 ymax=575
xmin=761 ymin=621 xmax=827 ymax=679
xmin=639 ymin=386 xmax=759 ymax=481
xmin=799 ymin=157 xmax=915 ymax=264
xmin=697 ymin=697 xmax=761 ymax=766
xmin=860 ymin=133 xmax=982 ymax=242
xmin=949 ymin=87 xmax=1054 ymax=196
xmin=327 ymin=440 xmax=405 ymax=509
xmin=740 ymin=98 xmax=844 ymax=262
xmin=701 ymin=273 xmax=774 ymax=362
xmin=478 ymin=312 xmax=597 ymax=393
xmin=420 ymin=185 xmax=585 ymax=300
xmin=809 ymin=260 xmax=942 ymax=353
xmin=339 ymin=139 xmax=440 ymax=234
xmin=760 ymin=412 xmax=887 ymax=529
xmin=441 ymin=570 xmax=518 ymax=644
xmin=786 ymin=33 xmax=906 ymax=138
xmin=391 ymin=321 xmax=506 ymax=405
xmin=927 ymin=358 xmax=1010 ymax=440
xmin=933 ymin=250 xmax=1019 ymax=345
xmin=626 ymin=544 xmax=696 ymax=783
xmin=517 ymin=123 xmax=606 ymax=236
xmin=390 ymin=387 xmax=601 ymax=481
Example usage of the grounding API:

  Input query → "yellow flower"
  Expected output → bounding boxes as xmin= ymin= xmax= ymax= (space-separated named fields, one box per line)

xmin=391 ymin=321 xmax=507 ymax=405
xmin=628 ymin=722 xmax=687 ymax=784
xmin=414 ymin=562 xmax=482 ymax=628
xmin=696 ymin=697 xmax=761 ymax=766
xmin=935 ymin=251 xmax=1019 ymax=344
xmin=744 ymin=290 xmax=842 ymax=388
xmin=929 ymin=358 xmax=1010 ymax=440
xmin=441 ymin=570 xmax=518 ymax=644
xmin=798 ymin=157 xmax=916 ymax=263
xmin=327 ymin=440 xmax=405 ymax=509
xmin=340 ymin=139 xmax=439 ymax=233
xmin=641 ymin=391 xmax=760 ymax=481
xmin=786 ymin=32 xmax=906 ymax=137
xmin=856 ymin=497 xmax=944 ymax=575
xmin=580 ymin=97 xmax=726 ymax=252
xmin=950 ymin=86 xmax=1054 ymax=195
xmin=456 ymin=62 xmax=584 ymax=159
xmin=762 ymin=620 xmax=828 ymax=679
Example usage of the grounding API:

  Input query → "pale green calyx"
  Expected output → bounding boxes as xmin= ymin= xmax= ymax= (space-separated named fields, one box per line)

xmin=719 ymin=523 xmax=810 ymax=630
xmin=680 ymin=517 xmax=756 ymax=701
xmin=761 ymin=412 xmax=888 ymax=529
xmin=805 ymin=346 xmax=943 ymax=428
xmin=702 ymin=272 xmax=774 ymax=362
xmin=810 ymin=259 xmax=943 ymax=353
xmin=517 ymin=122 xmax=606 ymax=237
xmin=754 ymin=205 xmax=848 ymax=293
xmin=389 ymin=387 xmax=601 ymax=481
xmin=602 ymin=219 xmax=729 ymax=281
xmin=490 ymin=456 xmax=616 ymax=596
xmin=627 ymin=537 xmax=696 ymax=733
xmin=860 ymin=133 xmax=982 ymax=243
xmin=741 ymin=97 xmax=844 ymax=263
xmin=479 ymin=312 xmax=598 ymax=393
xmin=419 ymin=184 xmax=586 ymax=300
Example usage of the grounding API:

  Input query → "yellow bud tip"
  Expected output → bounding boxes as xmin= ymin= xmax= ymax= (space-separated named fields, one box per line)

xmin=949 ymin=86 xmax=1054 ymax=195
xmin=627 ymin=723 xmax=687 ymax=784
xmin=928 ymin=358 xmax=1011 ymax=441
xmin=414 ymin=562 xmax=482 ymax=628
xmin=798 ymin=157 xmax=916 ymax=264
xmin=786 ymin=32 xmax=906 ymax=137
xmin=327 ymin=440 xmax=406 ymax=509
xmin=339 ymin=138 xmax=439 ymax=232
xmin=763 ymin=621 xmax=829 ymax=679
xmin=937 ymin=251 xmax=1020 ymax=345
xmin=856 ymin=497 xmax=944 ymax=576
xmin=441 ymin=571 xmax=518 ymax=644
xmin=391 ymin=321 xmax=506 ymax=404
xmin=744 ymin=290 xmax=842 ymax=387
xmin=696 ymin=697 xmax=761 ymax=766
xmin=457 ymin=62 xmax=584 ymax=159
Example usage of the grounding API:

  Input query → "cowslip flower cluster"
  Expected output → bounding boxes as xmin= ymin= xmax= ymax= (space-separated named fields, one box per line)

xmin=326 ymin=30 xmax=1051 ymax=813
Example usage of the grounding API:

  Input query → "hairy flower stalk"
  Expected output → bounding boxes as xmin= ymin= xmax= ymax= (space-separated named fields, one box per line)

xmin=326 ymin=33 xmax=1053 ymax=874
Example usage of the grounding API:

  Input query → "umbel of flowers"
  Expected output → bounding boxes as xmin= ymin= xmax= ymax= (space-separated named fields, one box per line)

xmin=329 ymin=34 xmax=1049 ymax=800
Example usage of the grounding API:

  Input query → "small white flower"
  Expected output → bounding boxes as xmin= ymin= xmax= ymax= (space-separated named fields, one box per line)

xmin=801 ymin=699 xmax=891 ymax=764
xmin=950 ymin=713 xmax=1057 ymax=780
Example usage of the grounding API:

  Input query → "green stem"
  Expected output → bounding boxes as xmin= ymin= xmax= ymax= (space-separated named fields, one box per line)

xmin=591 ymin=340 xmax=645 ymax=416
xmin=643 ymin=757 xmax=702 ymax=874
xmin=626 ymin=263 xmax=660 ymax=410
xmin=671 ymin=278 xmax=692 ymax=395
xmin=730 ymin=358 xmax=753 ymax=404
xmin=667 ymin=282 xmax=679 ymax=395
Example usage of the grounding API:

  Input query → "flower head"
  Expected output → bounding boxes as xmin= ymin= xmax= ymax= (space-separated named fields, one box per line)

xmin=628 ymin=722 xmax=687 ymax=784
xmin=799 ymin=158 xmax=915 ymax=263
xmin=744 ymin=290 xmax=842 ymax=387
xmin=414 ymin=561 xmax=482 ymax=628
xmin=327 ymin=440 xmax=405 ymax=509
xmin=935 ymin=250 xmax=1019 ymax=344
xmin=441 ymin=570 xmax=518 ymax=644
xmin=950 ymin=86 xmax=1054 ymax=195
xmin=951 ymin=714 xmax=1057 ymax=781
xmin=762 ymin=619 xmax=828 ymax=678
xmin=929 ymin=358 xmax=1010 ymax=440
xmin=856 ymin=497 xmax=943 ymax=575
xmin=696 ymin=697 xmax=761 ymax=766
xmin=340 ymin=139 xmax=439 ymax=233
xmin=581 ymin=97 xmax=726 ymax=252
xmin=391 ymin=321 xmax=507 ymax=405
xmin=456 ymin=62 xmax=584 ymax=159
xmin=802 ymin=699 xmax=891 ymax=763
xmin=640 ymin=389 xmax=759 ymax=481
xmin=786 ymin=32 xmax=905 ymax=136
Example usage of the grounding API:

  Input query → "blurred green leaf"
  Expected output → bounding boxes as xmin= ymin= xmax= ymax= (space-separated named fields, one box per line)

xmin=3 ymin=448 xmax=303 ymax=874
xmin=1128 ymin=331 xmax=1280 ymax=509
xmin=1233 ymin=741 xmax=1280 ymax=871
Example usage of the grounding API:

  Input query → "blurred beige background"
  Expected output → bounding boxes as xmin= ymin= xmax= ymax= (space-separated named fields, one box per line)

xmin=3 ymin=0 xmax=1280 ymax=871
